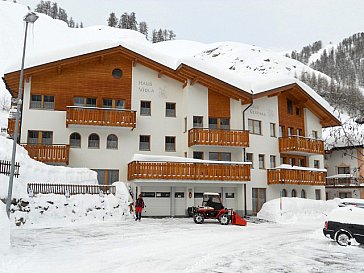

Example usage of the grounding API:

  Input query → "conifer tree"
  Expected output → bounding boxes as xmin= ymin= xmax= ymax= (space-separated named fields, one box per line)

xmin=107 ymin=12 xmax=118 ymax=27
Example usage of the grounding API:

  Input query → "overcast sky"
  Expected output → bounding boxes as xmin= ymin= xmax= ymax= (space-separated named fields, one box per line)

xmin=15 ymin=0 xmax=364 ymax=51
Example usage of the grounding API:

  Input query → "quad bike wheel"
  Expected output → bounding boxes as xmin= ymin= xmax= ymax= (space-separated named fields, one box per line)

xmin=193 ymin=213 xmax=204 ymax=224
xmin=219 ymin=214 xmax=230 ymax=225
xmin=336 ymin=231 xmax=352 ymax=246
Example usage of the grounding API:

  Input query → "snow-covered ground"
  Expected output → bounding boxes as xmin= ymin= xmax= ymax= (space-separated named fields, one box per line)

xmin=0 ymin=201 xmax=10 ymax=255
xmin=1 ymin=217 xmax=363 ymax=273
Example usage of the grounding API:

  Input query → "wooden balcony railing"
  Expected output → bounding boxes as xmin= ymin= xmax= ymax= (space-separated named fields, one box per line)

xmin=22 ymin=144 xmax=70 ymax=165
xmin=267 ymin=169 xmax=326 ymax=186
xmin=7 ymin=118 xmax=20 ymax=136
xmin=0 ymin=160 xmax=20 ymax=178
xmin=279 ymin=136 xmax=324 ymax=154
xmin=27 ymin=183 xmax=116 ymax=195
xmin=66 ymin=106 xmax=136 ymax=128
xmin=326 ymin=177 xmax=364 ymax=187
xmin=188 ymin=128 xmax=249 ymax=147
xmin=128 ymin=161 xmax=250 ymax=181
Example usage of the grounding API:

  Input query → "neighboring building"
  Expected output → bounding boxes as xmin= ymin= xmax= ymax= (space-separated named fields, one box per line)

xmin=325 ymin=145 xmax=364 ymax=199
xmin=3 ymin=41 xmax=340 ymax=216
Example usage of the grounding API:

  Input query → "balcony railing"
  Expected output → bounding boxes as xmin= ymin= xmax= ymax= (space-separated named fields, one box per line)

xmin=326 ymin=177 xmax=364 ymax=187
xmin=66 ymin=106 xmax=136 ymax=128
xmin=22 ymin=144 xmax=70 ymax=165
xmin=27 ymin=183 xmax=116 ymax=195
xmin=188 ymin=128 xmax=249 ymax=147
xmin=279 ymin=136 xmax=324 ymax=154
xmin=267 ymin=168 xmax=326 ymax=186
xmin=128 ymin=161 xmax=250 ymax=181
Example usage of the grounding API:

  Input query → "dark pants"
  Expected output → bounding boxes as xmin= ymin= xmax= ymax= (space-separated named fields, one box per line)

xmin=135 ymin=207 xmax=142 ymax=220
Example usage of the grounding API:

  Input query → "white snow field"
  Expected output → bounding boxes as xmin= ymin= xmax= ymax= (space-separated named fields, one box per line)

xmin=0 ymin=201 xmax=10 ymax=255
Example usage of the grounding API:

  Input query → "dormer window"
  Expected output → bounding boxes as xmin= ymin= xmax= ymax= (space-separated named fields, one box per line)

xmin=287 ymin=99 xmax=293 ymax=114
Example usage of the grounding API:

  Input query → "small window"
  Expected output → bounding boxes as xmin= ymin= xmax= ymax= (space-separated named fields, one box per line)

xmin=139 ymin=135 xmax=150 ymax=151
xmin=142 ymin=192 xmax=155 ymax=198
xmin=259 ymin=154 xmax=265 ymax=169
xmin=43 ymin=95 xmax=55 ymax=109
xmin=73 ymin=97 xmax=85 ymax=106
xmin=281 ymin=189 xmax=287 ymax=197
xmin=166 ymin=102 xmax=176 ymax=117
xmin=209 ymin=118 xmax=218 ymax=129
xmin=279 ymin=126 xmax=285 ymax=137
xmin=193 ymin=116 xmax=203 ymax=128
xmin=102 ymin=98 xmax=113 ymax=108
xmin=225 ymin=193 xmax=235 ymax=198
xmin=297 ymin=128 xmax=303 ymax=136
xmin=291 ymin=189 xmax=297 ymax=197
xmin=28 ymin=130 xmax=39 ymax=144
xmin=220 ymin=118 xmax=230 ymax=130
xmin=298 ymin=159 xmax=304 ymax=167
xmin=140 ymin=101 xmax=151 ymax=116
xmin=88 ymin=133 xmax=100 ymax=149
xmin=30 ymin=94 xmax=54 ymax=110
xmin=270 ymin=155 xmax=276 ymax=168
xmin=165 ymin=136 xmax=176 ymax=152
xmin=70 ymin=132 xmax=81 ymax=148
xmin=28 ymin=130 xmax=53 ymax=145
xmin=74 ymin=97 xmax=96 ymax=107
xmin=338 ymin=167 xmax=350 ymax=174
xmin=175 ymin=192 xmax=185 ymax=198
xmin=156 ymin=192 xmax=170 ymax=198
xmin=194 ymin=192 xmax=203 ymax=198
xmin=246 ymin=153 xmax=253 ymax=168
xmin=30 ymin=95 xmax=42 ymax=109
xmin=314 ymin=160 xmax=320 ymax=169
xmin=270 ymin=123 xmax=276 ymax=137
xmin=248 ymin=119 xmax=262 ymax=135
xmin=112 ymin=68 xmax=123 ymax=79
xmin=193 ymin=151 xmax=204 ymax=160
xmin=315 ymin=189 xmax=321 ymax=200
xmin=220 ymin=152 xmax=231 ymax=161
xmin=287 ymin=99 xmax=293 ymax=114
xmin=301 ymin=189 xmax=306 ymax=198
xmin=115 ymin=99 xmax=125 ymax=109
xmin=289 ymin=158 xmax=295 ymax=166
xmin=86 ymin=98 xmax=97 ymax=107
xmin=280 ymin=157 xmax=285 ymax=165
xmin=209 ymin=152 xmax=219 ymax=161
xmin=107 ymin=134 xmax=118 ymax=149
xmin=288 ymin=127 xmax=293 ymax=136
xmin=312 ymin=130 xmax=318 ymax=139
xmin=184 ymin=117 xmax=187 ymax=133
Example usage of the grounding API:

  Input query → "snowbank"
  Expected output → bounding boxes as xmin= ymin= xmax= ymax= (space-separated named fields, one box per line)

xmin=0 ymin=201 xmax=10 ymax=253
xmin=327 ymin=206 xmax=364 ymax=225
xmin=257 ymin=197 xmax=340 ymax=224
xmin=0 ymin=136 xmax=97 ymax=199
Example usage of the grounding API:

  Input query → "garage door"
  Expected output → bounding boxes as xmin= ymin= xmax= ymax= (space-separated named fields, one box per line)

xmin=223 ymin=189 xmax=236 ymax=210
xmin=194 ymin=187 xmax=222 ymax=207
xmin=141 ymin=187 xmax=171 ymax=217
xmin=174 ymin=187 xmax=186 ymax=216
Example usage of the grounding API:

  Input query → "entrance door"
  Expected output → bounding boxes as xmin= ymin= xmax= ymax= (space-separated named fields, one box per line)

xmin=252 ymin=188 xmax=266 ymax=215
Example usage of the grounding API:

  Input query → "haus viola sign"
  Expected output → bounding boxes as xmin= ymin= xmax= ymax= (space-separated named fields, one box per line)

xmin=138 ymin=81 xmax=154 ymax=93
xmin=249 ymin=105 xmax=274 ymax=119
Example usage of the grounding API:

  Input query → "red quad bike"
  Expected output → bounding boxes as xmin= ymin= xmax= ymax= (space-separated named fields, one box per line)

xmin=192 ymin=193 xmax=247 ymax=226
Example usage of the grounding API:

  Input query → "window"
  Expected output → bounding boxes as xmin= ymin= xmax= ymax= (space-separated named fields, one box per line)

xmin=165 ymin=136 xmax=176 ymax=152
xmin=297 ymin=129 xmax=303 ymax=136
xmin=280 ymin=157 xmax=285 ymax=165
xmin=166 ymin=102 xmax=176 ymax=117
xmin=338 ymin=167 xmax=350 ymax=174
xmin=298 ymin=159 xmax=304 ymax=167
xmin=315 ymin=189 xmax=321 ymax=200
xmin=209 ymin=152 xmax=219 ymax=161
xmin=281 ymin=189 xmax=287 ymax=197
xmin=92 ymin=169 xmax=119 ymax=185
xmin=193 ymin=151 xmax=204 ymax=160
xmin=88 ymin=133 xmax=100 ymax=149
xmin=140 ymin=101 xmax=151 ymax=116
xmin=287 ymin=99 xmax=293 ymax=114
xmin=209 ymin=117 xmax=230 ymax=130
xmin=259 ymin=154 xmax=265 ymax=169
xmin=288 ymin=127 xmax=293 ymax=136
xmin=194 ymin=192 xmax=204 ymax=198
xmin=69 ymin=132 xmax=81 ymax=148
xmin=209 ymin=118 xmax=218 ymax=129
xmin=339 ymin=192 xmax=352 ymax=198
xmin=296 ymin=107 xmax=300 ymax=116
xmin=73 ymin=97 xmax=96 ymax=107
xmin=193 ymin=116 xmax=203 ymax=128
xmin=246 ymin=153 xmax=253 ymax=168
xmin=279 ymin=126 xmax=285 ymax=137
xmin=301 ymin=189 xmax=306 ymax=198
xmin=139 ymin=135 xmax=150 ymax=151
xmin=30 ymin=94 xmax=54 ymax=110
xmin=221 ymin=152 xmax=231 ymax=161
xmin=289 ymin=158 xmax=295 ymax=166
xmin=312 ymin=130 xmax=318 ymax=139
xmin=106 ymin=134 xmax=118 ymax=149
xmin=175 ymin=192 xmax=185 ymax=198
xmin=220 ymin=118 xmax=230 ymax=130
xmin=270 ymin=123 xmax=276 ymax=137
xmin=225 ymin=193 xmax=235 ymax=198
xmin=112 ymin=68 xmax=123 ymax=79
xmin=209 ymin=152 xmax=231 ymax=161
xmin=27 ymin=130 xmax=53 ymax=145
xmin=102 ymin=98 xmax=125 ymax=109
xmin=291 ymin=189 xmax=297 ymax=197
xmin=248 ymin=119 xmax=262 ymax=135
xmin=156 ymin=192 xmax=171 ymax=198
xmin=270 ymin=155 xmax=276 ymax=168
xmin=314 ymin=160 xmax=320 ymax=169
xmin=142 ymin=192 xmax=155 ymax=198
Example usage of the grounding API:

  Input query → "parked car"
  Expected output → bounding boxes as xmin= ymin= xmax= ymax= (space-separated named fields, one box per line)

xmin=337 ymin=198 xmax=364 ymax=208
xmin=323 ymin=206 xmax=364 ymax=246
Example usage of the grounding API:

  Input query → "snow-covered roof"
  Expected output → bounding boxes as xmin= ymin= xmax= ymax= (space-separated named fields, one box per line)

xmin=326 ymin=174 xmax=354 ymax=179
xmin=274 ymin=164 xmax=327 ymax=172
xmin=130 ymin=154 xmax=251 ymax=165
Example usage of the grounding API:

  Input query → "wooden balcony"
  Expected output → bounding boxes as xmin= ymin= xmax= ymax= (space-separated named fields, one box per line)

xmin=22 ymin=144 xmax=70 ymax=165
xmin=128 ymin=161 xmax=250 ymax=181
xmin=267 ymin=169 xmax=326 ymax=186
xmin=66 ymin=106 xmax=136 ymax=128
xmin=188 ymin=128 xmax=249 ymax=147
xmin=279 ymin=136 xmax=324 ymax=155
xmin=7 ymin=118 xmax=20 ymax=136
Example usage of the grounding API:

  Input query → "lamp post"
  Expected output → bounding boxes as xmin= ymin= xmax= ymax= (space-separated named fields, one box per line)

xmin=6 ymin=12 xmax=39 ymax=218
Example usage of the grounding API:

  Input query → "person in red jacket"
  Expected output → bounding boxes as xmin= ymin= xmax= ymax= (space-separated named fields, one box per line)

xmin=135 ymin=194 xmax=145 ymax=221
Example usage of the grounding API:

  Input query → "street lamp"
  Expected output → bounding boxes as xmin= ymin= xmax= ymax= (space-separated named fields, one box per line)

xmin=6 ymin=12 xmax=39 ymax=218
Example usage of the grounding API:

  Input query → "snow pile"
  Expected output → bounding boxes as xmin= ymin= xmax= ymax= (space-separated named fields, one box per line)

xmin=11 ymin=182 xmax=130 ymax=227
xmin=257 ymin=197 xmax=341 ymax=224
xmin=327 ymin=206 xmax=364 ymax=225
xmin=0 ymin=201 xmax=10 ymax=253
xmin=0 ymin=135 xmax=97 ymax=199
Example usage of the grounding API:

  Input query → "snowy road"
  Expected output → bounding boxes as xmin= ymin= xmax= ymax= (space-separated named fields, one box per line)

xmin=1 ymin=218 xmax=363 ymax=273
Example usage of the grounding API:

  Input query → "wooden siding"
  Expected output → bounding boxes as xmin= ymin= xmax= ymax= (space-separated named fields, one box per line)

xmin=128 ymin=161 xmax=250 ymax=181
xmin=188 ymin=128 xmax=249 ymax=147
xmin=30 ymin=53 xmax=133 ymax=111
xmin=267 ymin=169 xmax=326 ymax=186
xmin=7 ymin=118 xmax=19 ymax=136
xmin=22 ymin=144 xmax=70 ymax=165
xmin=66 ymin=107 xmax=136 ymax=128
xmin=279 ymin=136 xmax=324 ymax=154
xmin=278 ymin=91 xmax=305 ymax=137
xmin=208 ymin=89 xmax=230 ymax=118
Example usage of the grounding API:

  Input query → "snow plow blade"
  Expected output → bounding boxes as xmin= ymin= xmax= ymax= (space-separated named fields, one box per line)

xmin=232 ymin=211 xmax=247 ymax=226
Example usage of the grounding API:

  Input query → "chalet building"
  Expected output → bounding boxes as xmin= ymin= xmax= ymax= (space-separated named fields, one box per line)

xmin=3 ymin=42 xmax=340 ymax=216
xmin=325 ymin=145 xmax=364 ymax=199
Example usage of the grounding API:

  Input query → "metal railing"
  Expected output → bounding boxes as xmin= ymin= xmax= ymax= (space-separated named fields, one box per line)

xmin=27 ymin=183 xmax=116 ymax=195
